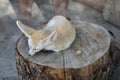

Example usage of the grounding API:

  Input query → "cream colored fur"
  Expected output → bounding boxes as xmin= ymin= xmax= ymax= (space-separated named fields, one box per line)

xmin=16 ymin=15 xmax=76 ymax=56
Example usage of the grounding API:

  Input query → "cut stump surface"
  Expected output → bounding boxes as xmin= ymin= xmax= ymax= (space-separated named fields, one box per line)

xmin=16 ymin=21 xmax=111 ymax=80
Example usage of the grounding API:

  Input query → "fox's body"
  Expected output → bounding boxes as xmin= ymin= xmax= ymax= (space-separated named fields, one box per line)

xmin=43 ymin=16 xmax=76 ymax=51
xmin=16 ymin=15 xmax=76 ymax=56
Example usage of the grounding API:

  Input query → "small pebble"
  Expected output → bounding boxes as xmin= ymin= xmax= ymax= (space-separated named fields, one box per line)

xmin=76 ymin=50 xmax=82 ymax=55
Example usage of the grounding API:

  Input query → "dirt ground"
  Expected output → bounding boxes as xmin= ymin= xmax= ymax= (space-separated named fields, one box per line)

xmin=0 ymin=0 xmax=120 ymax=80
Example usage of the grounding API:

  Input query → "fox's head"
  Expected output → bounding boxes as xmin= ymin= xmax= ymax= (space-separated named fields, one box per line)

xmin=16 ymin=21 xmax=57 ymax=56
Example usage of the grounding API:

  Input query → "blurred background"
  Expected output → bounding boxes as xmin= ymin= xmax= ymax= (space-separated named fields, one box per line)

xmin=0 ymin=0 xmax=120 ymax=80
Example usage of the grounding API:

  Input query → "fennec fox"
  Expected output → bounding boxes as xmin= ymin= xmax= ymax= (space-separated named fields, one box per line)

xmin=16 ymin=15 xmax=76 ymax=56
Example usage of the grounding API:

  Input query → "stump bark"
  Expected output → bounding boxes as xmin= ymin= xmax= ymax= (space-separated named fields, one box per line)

xmin=15 ymin=21 xmax=111 ymax=80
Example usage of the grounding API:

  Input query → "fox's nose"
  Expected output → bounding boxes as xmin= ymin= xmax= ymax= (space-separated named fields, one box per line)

xmin=28 ymin=53 xmax=32 ymax=56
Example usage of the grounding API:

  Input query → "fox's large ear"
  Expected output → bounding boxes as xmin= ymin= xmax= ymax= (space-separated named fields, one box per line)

xmin=16 ymin=20 xmax=36 ymax=37
xmin=42 ymin=31 xmax=57 ymax=44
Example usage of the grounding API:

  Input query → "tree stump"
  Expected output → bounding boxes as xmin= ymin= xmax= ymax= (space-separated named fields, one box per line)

xmin=15 ymin=21 xmax=111 ymax=80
